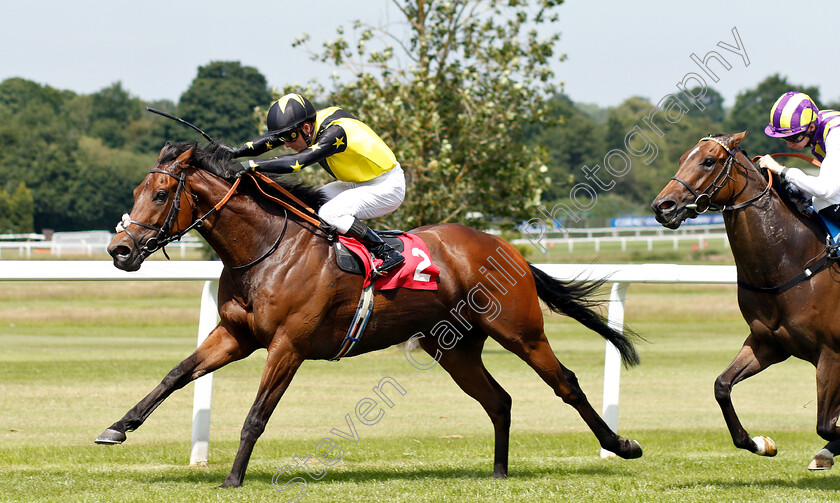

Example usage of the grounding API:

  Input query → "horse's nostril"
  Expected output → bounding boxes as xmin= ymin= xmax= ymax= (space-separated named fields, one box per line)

xmin=110 ymin=245 xmax=131 ymax=258
xmin=658 ymin=200 xmax=675 ymax=212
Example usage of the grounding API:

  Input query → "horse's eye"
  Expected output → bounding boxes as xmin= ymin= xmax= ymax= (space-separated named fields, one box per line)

xmin=702 ymin=157 xmax=716 ymax=167
xmin=154 ymin=190 xmax=168 ymax=203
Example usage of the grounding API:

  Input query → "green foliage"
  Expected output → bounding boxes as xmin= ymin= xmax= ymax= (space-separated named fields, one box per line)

xmin=0 ymin=78 xmax=160 ymax=231
xmin=0 ymin=182 xmax=34 ymax=233
xmin=527 ymin=95 xmax=605 ymax=202
xmin=0 ymin=29 xmax=834 ymax=235
xmin=177 ymin=61 xmax=272 ymax=145
xmin=297 ymin=0 xmax=565 ymax=228
xmin=88 ymin=81 xmax=144 ymax=148
xmin=70 ymin=136 xmax=157 ymax=230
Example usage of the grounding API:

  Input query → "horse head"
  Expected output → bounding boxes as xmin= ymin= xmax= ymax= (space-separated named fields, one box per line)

xmin=108 ymin=142 xmax=209 ymax=271
xmin=651 ymin=131 xmax=761 ymax=229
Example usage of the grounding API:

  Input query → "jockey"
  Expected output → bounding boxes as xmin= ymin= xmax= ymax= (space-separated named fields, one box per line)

xmin=226 ymin=93 xmax=406 ymax=275
xmin=759 ymin=91 xmax=840 ymax=223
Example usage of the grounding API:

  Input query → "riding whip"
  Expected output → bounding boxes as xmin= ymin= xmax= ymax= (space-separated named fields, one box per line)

xmin=145 ymin=106 xmax=216 ymax=143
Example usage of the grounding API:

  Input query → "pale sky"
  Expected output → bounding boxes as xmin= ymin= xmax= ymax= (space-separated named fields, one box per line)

xmin=2 ymin=0 xmax=839 ymax=108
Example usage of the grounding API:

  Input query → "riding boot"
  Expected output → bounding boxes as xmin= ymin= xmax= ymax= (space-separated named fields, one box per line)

xmin=345 ymin=219 xmax=405 ymax=276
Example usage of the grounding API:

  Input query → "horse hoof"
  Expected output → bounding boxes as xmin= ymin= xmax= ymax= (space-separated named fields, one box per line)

xmin=95 ymin=428 xmax=127 ymax=445
xmin=752 ymin=436 xmax=777 ymax=457
xmin=623 ymin=439 xmax=643 ymax=459
xmin=808 ymin=449 xmax=834 ymax=471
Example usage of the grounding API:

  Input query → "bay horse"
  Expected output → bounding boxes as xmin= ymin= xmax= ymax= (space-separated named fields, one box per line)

xmin=652 ymin=131 xmax=840 ymax=470
xmin=98 ymin=141 xmax=642 ymax=487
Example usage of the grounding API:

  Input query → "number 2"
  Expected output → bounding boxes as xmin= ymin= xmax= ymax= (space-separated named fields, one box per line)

xmin=412 ymin=248 xmax=432 ymax=282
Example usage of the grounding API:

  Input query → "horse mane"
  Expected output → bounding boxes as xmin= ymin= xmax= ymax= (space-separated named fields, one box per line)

xmin=773 ymin=173 xmax=813 ymax=215
xmin=160 ymin=141 xmax=328 ymax=211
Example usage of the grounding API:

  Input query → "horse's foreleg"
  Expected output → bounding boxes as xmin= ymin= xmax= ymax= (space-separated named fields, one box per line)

xmin=96 ymin=324 xmax=254 ymax=444
xmin=220 ymin=341 xmax=303 ymax=488
xmin=809 ymin=351 xmax=840 ymax=470
xmin=714 ymin=334 xmax=787 ymax=456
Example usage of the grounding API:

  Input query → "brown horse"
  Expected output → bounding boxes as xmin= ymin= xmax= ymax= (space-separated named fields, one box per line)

xmin=652 ymin=131 xmax=840 ymax=470
xmin=97 ymin=141 xmax=642 ymax=487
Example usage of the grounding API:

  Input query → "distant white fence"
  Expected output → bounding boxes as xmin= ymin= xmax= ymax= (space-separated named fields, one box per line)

xmin=514 ymin=223 xmax=730 ymax=253
xmin=0 ymin=260 xmax=738 ymax=461
xmin=0 ymin=234 xmax=203 ymax=258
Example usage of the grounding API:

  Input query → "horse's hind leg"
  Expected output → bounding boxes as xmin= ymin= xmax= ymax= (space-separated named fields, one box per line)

xmin=495 ymin=329 xmax=641 ymax=459
xmin=714 ymin=333 xmax=788 ymax=456
xmin=96 ymin=324 xmax=256 ymax=444
xmin=418 ymin=335 xmax=512 ymax=478
xmin=810 ymin=439 xmax=840 ymax=470
xmin=809 ymin=351 xmax=840 ymax=470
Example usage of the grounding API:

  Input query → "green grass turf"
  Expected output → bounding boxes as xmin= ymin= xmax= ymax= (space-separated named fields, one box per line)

xmin=0 ymin=280 xmax=837 ymax=502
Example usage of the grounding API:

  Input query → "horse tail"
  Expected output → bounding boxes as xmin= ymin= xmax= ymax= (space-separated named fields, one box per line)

xmin=529 ymin=264 xmax=641 ymax=368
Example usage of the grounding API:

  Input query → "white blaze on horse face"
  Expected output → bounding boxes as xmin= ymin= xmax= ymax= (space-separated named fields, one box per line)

xmin=686 ymin=146 xmax=701 ymax=164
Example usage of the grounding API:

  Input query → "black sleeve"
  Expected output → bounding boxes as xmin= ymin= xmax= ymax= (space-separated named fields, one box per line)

xmin=251 ymin=125 xmax=348 ymax=174
xmin=230 ymin=133 xmax=283 ymax=159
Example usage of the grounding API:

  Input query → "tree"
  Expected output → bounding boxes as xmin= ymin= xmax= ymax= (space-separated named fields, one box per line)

xmin=296 ymin=0 xmax=565 ymax=228
xmin=527 ymin=94 xmax=604 ymax=202
xmin=0 ymin=78 xmax=82 ymax=231
xmin=70 ymin=136 xmax=156 ymax=230
xmin=685 ymin=86 xmax=725 ymax=124
xmin=8 ymin=182 xmax=34 ymax=233
xmin=177 ymin=61 xmax=272 ymax=145
xmin=88 ymin=82 xmax=143 ymax=148
xmin=724 ymin=74 xmax=820 ymax=157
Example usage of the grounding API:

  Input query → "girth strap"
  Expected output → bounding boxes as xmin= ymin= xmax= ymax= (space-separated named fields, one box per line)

xmin=738 ymin=254 xmax=833 ymax=295
xmin=329 ymin=283 xmax=375 ymax=361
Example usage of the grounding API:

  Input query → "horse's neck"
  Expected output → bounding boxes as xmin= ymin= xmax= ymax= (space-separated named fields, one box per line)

xmin=194 ymin=181 xmax=312 ymax=269
xmin=725 ymin=191 xmax=822 ymax=283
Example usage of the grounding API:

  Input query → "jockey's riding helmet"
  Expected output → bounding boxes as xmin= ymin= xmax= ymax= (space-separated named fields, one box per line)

xmin=765 ymin=91 xmax=818 ymax=138
xmin=266 ymin=93 xmax=317 ymax=141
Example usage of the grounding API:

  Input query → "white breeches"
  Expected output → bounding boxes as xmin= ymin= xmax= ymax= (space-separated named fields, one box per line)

xmin=318 ymin=164 xmax=406 ymax=233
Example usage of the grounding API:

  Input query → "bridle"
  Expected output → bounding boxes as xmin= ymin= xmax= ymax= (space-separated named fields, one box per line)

xmin=671 ymin=138 xmax=834 ymax=295
xmin=116 ymin=164 xmax=244 ymax=261
xmin=116 ymin=168 xmax=199 ymax=260
xmin=116 ymin=161 xmax=325 ymax=270
xmin=670 ymin=137 xmax=771 ymax=214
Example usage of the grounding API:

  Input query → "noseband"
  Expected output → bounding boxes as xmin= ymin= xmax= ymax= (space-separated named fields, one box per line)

xmin=670 ymin=137 xmax=771 ymax=213
xmin=115 ymin=166 xmax=303 ymax=270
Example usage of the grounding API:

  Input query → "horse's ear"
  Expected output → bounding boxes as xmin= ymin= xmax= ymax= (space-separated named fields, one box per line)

xmin=730 ymin=130 xmax=748 ymax=147
xmin=175 ymin=145 xmax=196 ymax=165
xmin=157 ymin=141 xmax=172 ymax=161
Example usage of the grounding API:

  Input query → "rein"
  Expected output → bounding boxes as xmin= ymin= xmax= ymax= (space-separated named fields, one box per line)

xmin=670 ymin=137 xmax=772 ymax=214
xmin=248 ymin=171 xmax=321 ymax=227
xmin=686 ymin=146 xmax=832 ymax=295
xmin=118 ymin=165 xmax=323 ymax=270
xmin=764 ymin=152 xmax=822 ymax=167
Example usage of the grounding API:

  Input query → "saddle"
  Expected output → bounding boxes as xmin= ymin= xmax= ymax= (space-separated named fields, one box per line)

xmin=333 ymin=230 xmax=405 ymax=276
xmin=813 ymin=208 xmax=840 ymax=250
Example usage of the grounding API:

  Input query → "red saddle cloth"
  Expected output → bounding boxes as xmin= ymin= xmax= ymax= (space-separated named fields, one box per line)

xmin=337 ymin=233 xmax=440 ymax=291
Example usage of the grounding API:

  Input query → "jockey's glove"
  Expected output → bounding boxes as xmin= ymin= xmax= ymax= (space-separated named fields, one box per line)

xmin=231 ymin=160 xmax=257 ymax=178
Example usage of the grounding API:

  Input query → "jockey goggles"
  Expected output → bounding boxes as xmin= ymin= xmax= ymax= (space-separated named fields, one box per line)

xmin=278 ymin=129 xmax=301 ymax=143
xmin=780 ymin=130 xmax=811 ymax=144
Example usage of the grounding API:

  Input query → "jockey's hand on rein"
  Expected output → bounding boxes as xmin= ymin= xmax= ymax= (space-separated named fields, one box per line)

xmin=226 ymin=160 xmax=255 ymax=180
xmin=758 ymin=155 xmax=784 ymax=175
